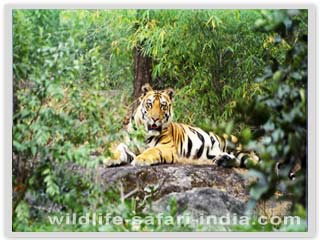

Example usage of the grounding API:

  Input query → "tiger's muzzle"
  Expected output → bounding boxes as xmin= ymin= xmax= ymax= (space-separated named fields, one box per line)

xmin=147 ymin=123 xmax=162 ymax=132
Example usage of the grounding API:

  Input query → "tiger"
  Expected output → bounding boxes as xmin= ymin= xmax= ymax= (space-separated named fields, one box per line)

xmin=105 ymin=83 xmax=260 ymax=168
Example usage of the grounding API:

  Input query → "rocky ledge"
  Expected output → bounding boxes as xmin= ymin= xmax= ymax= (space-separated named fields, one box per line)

xmin=70 ymin=164 xmax=292 ymax=219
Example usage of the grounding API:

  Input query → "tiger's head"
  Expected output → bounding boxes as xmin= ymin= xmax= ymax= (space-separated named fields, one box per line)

xmin=137 ymin=84 xmax=174 ymax=136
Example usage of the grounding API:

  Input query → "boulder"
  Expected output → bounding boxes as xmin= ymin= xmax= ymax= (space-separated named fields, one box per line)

xmin=70 ymin=163 xmax=292 ymax=220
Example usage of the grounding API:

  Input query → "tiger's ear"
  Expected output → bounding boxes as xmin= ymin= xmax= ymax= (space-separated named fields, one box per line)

xmin=164 ymin=88 xmax=175 ymax=100
xmin=141 ymin=83 xmax=153 ymax=95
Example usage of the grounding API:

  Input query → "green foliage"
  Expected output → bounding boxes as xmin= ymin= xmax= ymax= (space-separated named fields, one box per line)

xmin=238 ymin=10 xmax=307 ymax=209
xmin=14 ymin=176 xmax=195 ymax=232
xmin=13 ymin=10 xmax=134 ymax=90
xmin=119 ymin=10 xmax=268 ymax=126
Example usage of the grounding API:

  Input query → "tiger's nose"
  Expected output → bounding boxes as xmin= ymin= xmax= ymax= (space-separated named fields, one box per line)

xmin=152 ymin=117 xmax=159 ymax=122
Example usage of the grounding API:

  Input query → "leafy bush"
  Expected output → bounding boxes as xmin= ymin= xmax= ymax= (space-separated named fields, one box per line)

xmin=13 ymin=9 xmax=132 ymax=221
xmin=238 ymin=10 xmax=307 ymax=210
xmin=120 ymin=10 xmax=268 ymax=126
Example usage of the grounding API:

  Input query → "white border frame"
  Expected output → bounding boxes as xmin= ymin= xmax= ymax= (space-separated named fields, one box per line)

xmin=3 ymin=3 xmax=316 ymax=238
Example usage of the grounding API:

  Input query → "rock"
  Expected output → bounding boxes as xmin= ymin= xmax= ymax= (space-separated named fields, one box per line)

xmin=71 ymin=163 xmax=250 ymax=200
xmin=150 ymin=187 xmax=247 ymax=217
xmin=69 ymin=163 xmax=292 ymax=220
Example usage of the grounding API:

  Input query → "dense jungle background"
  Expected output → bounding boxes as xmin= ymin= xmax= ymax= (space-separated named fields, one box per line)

xmin=13 ymin=9 xmax=307 ymax=231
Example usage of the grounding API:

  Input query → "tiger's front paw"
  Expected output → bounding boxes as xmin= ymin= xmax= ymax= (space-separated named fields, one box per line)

xmin=131 ymin=156 xmax=153 ymax=166
xmin=131 ymin=152 xmax=159 ymax=166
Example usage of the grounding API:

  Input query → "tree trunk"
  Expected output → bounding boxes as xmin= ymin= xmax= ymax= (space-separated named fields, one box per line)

xmin=133 ymin=10 xmax=152 ymax=99
xmin=133 ymin=46 xmax=152 ymax=99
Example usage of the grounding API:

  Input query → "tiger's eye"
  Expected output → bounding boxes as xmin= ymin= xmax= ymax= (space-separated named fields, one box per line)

xmin=161 ymin=104 xmax=168 ymax=110
xmin=146 ymin=102 xmax=152 ymax=109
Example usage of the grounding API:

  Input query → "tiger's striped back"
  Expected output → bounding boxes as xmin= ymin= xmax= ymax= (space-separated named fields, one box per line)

xmin=143 ymin=122 xmax=259 ymax=168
